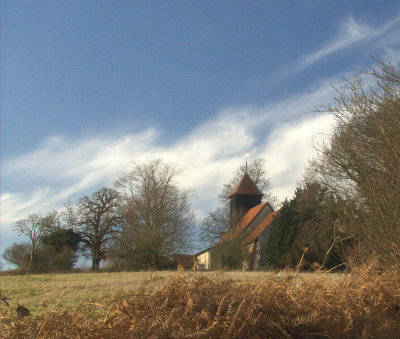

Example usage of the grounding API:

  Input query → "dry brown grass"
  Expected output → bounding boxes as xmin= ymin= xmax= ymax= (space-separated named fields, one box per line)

xmin=1 ymin=264 xmax=400 ymax=338
xmin=0 ymin=270 xmax=335 ymax=318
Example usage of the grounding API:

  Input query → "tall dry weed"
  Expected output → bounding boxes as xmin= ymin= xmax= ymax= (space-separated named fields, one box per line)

xmin=1 ymin=264 xmax=400 ymax=338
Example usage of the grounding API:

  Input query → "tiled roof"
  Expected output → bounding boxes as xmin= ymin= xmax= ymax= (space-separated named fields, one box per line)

xmin=228 ymin=173 xmax=263 ymax=197
xmin=242 ymin=209 xmax=281 ymax=245
xmin=215 ymin=203 xmax=267 ymax=246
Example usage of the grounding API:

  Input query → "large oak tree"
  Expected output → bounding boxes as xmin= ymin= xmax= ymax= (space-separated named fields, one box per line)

xmin=76 ymin=187 xmax=121 ymax=270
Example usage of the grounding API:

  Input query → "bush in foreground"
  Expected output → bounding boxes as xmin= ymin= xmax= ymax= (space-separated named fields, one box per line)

xmin=1 ymin=264 xmax=400 ymax=338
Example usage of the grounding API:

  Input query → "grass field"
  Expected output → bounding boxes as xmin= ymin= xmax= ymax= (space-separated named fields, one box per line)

xmin=0 ymin=270 xmax=299 ymax=317
xmin=1 ymin=270 xmax=177 ymax=317
xmin=1 ymin=266 xmax=399 ymax=338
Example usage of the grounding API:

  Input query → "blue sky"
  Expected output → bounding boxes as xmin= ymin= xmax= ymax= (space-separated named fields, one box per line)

xmin=2 ymin=1 xmax=400 ymax=264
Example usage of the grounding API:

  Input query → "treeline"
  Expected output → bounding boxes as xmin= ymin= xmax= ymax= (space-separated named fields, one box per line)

xmin=3 ymin=159 xmax=195 ymax=273
xmin=265 ymin=59 xmax=400 ymax=270
xmin=4 ymin=60 xmax=399 ymax=273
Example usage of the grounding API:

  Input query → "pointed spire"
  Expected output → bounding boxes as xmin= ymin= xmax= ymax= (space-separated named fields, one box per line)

xmin=228 ymin=172 xmax=263 ymax=197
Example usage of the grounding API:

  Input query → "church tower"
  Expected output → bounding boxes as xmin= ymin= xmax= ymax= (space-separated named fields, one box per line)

xmin=228 ymin=173 xmax=263 ymax=228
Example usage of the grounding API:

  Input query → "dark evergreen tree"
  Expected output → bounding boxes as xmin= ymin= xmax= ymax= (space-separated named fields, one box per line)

xmin=265 ymin=198 xmax=299 ymax=267
xmin=41 ymin=228 xmax=81 ymax=253
xmin=266 ymin=183 xmax=348 ymax=270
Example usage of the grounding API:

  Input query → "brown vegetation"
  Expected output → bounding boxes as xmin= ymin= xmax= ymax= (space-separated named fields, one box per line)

xmin=1 ymin=264 xmax=399 ymax=338
xmin=309 ymin=59 xmax=400 ymax=267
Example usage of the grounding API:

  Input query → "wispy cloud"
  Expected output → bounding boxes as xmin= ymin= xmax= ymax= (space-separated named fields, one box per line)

xmin=279 ymin=14 xmax=400 ymax=80
xmin=298 ymin=16 xmax=370 ymax=68
xmin=1 ymin=80 xmax=337 ymax=230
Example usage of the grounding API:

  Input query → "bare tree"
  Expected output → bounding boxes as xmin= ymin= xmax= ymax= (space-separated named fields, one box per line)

xmin=40 ymin=210 xmax=62 ymax=232
xmin=309 ymin=59 xmax=400 ymax=266
xmin=112 ymin=159 xmax=195 ymax=269
xmin=200 ymin=158 xmax=278 ymax=247
xmin=76 ymin=187 xmax=121 ymax=270
xmin=200 ymin=206 xmax=230 ymax=247
xmin=2 ymin=242 xmax=31 ymax=271
xmin=63 ymin=201 xmax=79 ymax=231
xmin=13 ymin=213 xmax=45 ymax=273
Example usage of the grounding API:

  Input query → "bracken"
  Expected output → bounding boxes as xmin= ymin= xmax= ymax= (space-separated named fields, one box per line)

xmin=1 ymin=263 xmax=400 ymax=338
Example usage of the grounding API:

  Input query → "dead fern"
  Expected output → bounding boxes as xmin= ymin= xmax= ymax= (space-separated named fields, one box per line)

xmin=1 ymin=264 xmax=400 ymax=338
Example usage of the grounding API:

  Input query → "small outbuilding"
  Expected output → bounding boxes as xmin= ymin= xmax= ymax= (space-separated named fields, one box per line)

xmin=172 ymin=254 xmax=196 ymax=270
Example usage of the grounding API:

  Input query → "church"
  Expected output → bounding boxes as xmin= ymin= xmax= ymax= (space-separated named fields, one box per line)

xmin=195 ymin=172 xmax=280 ymax=270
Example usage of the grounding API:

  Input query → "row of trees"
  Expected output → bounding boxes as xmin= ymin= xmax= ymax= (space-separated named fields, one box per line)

xmin=5 ymin=60 xmax=398 ymax=272
xmin=5 ymin=156 xmax=278 ymax=273
xmin=3 ymin=159 xmax=195 ymax=272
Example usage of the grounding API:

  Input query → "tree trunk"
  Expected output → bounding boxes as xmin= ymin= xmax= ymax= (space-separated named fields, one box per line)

xmin=92 ymin=257 xmax=101 ymax=271
xmin=28 ymin=244 xmax=35 ymax=275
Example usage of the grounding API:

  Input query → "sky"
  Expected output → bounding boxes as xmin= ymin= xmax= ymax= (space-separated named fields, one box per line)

xmin=2 ymin=1 xmax=400 ymax=266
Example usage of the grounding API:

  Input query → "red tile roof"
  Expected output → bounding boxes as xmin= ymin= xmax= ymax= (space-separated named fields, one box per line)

xmin=228 ymin=173 xmax=263 ymax=197
xmin=242 ymin=209 xmax=280 ymax=245
xmin=215 ymin=203 xmax=267 ymax=246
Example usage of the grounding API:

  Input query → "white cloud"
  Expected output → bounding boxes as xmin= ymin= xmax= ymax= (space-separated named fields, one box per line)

xmin=4 ymin=129 xmax=159 ymax=183
xmin=260 ymin=113 xmax=334 ymax=199
xmin=1 ymin=80 xmax=338 ymax=231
